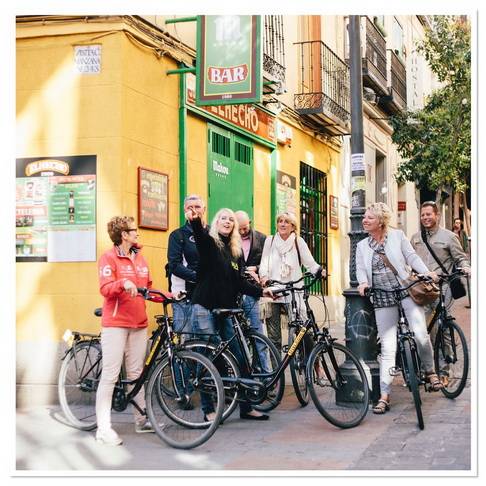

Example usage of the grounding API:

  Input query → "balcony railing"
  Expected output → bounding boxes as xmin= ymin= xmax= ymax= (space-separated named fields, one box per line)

xmin=383 ymin=49 xmax=407 ymax=112
xmin=263 ymin=15 xmax=286 ymax=93
xmin=294 ymin=40 xmax=350 ymax=135
xmin=362 ymin=16 xmax=387 ymax=95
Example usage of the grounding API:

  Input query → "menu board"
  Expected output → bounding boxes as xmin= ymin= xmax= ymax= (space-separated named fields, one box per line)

xmin=16 ymin=155 xmax=97 ymax=262
xmin=138 ymin=167 xmax=168 ymax=231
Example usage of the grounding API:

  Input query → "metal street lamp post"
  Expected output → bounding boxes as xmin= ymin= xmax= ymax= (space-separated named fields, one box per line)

xmin=342 ymin=15 xmax=380 ymax=403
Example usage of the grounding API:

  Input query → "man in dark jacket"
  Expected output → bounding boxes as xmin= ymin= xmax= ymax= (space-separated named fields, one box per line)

xmin=167 ymin=194 xmax=206 ymax=334
xmin=235 ymin=210 xmax=268 ymax=367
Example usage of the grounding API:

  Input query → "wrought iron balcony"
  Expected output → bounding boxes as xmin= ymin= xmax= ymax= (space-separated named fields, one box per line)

xmin=361 ymin=16 xmax=388 ymax=96
xmin=381 ymin=49 xmax=407 ymax=113
xmin=263 ymin=15 xmax=286 ymax=94
xmin=294 ymin=40 xmax=350 ymax=136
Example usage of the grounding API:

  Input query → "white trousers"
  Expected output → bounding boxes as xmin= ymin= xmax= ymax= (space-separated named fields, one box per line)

xmin=95 ymin=326 xmax=148 ymax=430
xmin=374 ymin=297 xmax=434 ymax=395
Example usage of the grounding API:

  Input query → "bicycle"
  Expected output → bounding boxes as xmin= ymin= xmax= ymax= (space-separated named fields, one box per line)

xmin=365 ymin=277 xmax=439 ymax=430
xmin=428 ymin=270 xmax=469 ymax=399
xmin=58 ymin=288 xmax=225 ymax=449
xmin=266 ymin=273 xmax=370 ymax=428
xmin=182 ymin=297 xmax=285 ymax=422
xmin=270 ymin=273 xmax=329 ymax=407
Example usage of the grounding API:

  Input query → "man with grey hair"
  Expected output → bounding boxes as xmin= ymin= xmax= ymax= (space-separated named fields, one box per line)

xmin=235 ymin=210 xmax=268 ymax=367
xmin=167 ymin=195 xmax=207 ymax=335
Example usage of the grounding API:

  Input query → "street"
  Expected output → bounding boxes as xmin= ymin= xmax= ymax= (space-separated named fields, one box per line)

xmin=16 ymin=297 xmax=473 ymax=473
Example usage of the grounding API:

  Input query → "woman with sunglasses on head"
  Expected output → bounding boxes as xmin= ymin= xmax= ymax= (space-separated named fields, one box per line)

xmin=95 ymin=216 xmax=153 ymax=445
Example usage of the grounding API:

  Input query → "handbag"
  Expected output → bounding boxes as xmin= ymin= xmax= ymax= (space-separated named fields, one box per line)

xmin=420 ymin=230 xmax=466 ymax=300
xmin=378 ymin=253 xmax=439 ymax=306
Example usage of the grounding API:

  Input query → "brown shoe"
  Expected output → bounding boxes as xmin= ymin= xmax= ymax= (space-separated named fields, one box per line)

xmin=372 ymin=399 xmax=390 ymax=414
xmin=426 ymin=372 xmax=444 ymax=391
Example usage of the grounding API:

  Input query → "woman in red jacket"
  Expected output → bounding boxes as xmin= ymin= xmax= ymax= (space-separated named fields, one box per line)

xmin=95 ymin=216 xmax=153 ymax=445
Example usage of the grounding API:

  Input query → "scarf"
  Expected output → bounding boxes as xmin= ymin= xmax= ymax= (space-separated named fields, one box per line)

xmin=273 ymin=232 xmax=296 ymax=279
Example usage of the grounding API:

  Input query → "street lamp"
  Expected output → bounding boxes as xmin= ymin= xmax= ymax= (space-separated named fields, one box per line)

xmin=342 ymin=15 xmax=380 ymax=403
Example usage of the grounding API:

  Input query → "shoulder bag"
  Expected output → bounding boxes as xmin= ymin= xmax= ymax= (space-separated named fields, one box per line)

xmin=421 ymin=230 xmax=466 ymax=300
xmin=378 ymin=252 xmax=439 ymax=306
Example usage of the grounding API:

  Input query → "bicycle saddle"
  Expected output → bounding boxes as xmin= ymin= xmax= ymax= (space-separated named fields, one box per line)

xmin=212 ymin=308 xmax=244 ymax=318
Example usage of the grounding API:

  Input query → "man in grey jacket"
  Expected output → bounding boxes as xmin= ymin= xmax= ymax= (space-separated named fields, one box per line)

xmin=410 ymin=201 xmax=471 ymax=386
xmin=410 ymin=201 xmax=471 ymax=306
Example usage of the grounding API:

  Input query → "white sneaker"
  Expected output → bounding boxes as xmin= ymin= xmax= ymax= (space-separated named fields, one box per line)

xmin=96 ymin=427 xmax=123 ymax=446
xmin=135 ymin=419 xmax=155 ymax=434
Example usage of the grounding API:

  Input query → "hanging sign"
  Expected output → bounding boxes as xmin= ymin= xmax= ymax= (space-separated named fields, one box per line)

xmin=196 ymin=15 xmax=262 ymax=106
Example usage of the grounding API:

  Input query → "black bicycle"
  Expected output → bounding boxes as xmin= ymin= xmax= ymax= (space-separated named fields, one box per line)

xmin=182 ymin=298 xmax=285 ymax=423
xmin=428 ymin=270 xmax=469 ymax=399
xmin=267 ymin=274 xmax=370 ymax=428
xmin=366 ymin=277 xmax=439 ymax=430
xmin=58 ymin=288 xmax=225 ymax=449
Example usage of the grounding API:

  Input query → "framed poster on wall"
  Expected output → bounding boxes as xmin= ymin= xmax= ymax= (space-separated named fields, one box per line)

xmin=15 ymin=155 xmax=97 ymax=262
xmin=138 ymin=167 xmax=168 ymax=231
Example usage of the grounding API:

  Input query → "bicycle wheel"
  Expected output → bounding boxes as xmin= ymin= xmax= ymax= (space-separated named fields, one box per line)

xmin=247 ymin=330 xmax=285 ymax=412
xmin=307 ymin=342 xmax=369 ymax=428
xmin=434 ymin=319 xmax=469 ymax=399
xmin=183 ymin=340 xmax=240 ymax=422
xmin=288 ymin=325 xmax=311 ymax=406
xmin=402 ymin=340 xmax=424 ymax=430
xmin=58 ymin=340 xmax=102 ymax=431
xmin=145 ymin=350 xmax=224 ymax=449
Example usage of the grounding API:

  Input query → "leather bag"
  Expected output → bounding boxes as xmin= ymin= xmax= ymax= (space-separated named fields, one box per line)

xmin=378 ymin=253 xmax=439 ymax=306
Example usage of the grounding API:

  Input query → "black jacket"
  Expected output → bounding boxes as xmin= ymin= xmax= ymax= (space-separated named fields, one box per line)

xmin=189 ymin=217 xmax=262 ymax=310
xmin=167 ymin=221 xmax=203 ymax=295
xmin=242 ymin=229 xmax=267 ymax=270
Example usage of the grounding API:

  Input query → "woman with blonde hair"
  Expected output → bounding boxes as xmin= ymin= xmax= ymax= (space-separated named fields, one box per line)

xmin=186 ymin=207 xmax=274 ymax=421
xmin=259 ymin=212 xmax=326 ymax=354
xmin=356 ymin=202 xmax=442 ymax=414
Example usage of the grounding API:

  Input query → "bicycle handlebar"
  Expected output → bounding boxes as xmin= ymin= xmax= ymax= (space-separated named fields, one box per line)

xmin=265 ymin=272 xmax=321 ymax=296
xmin=364 ymin=274 xmax=434 ymax=296
xmin=137 ymin=287 xmax=186 ymax=303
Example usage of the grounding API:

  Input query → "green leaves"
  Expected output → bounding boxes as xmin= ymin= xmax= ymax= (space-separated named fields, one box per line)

xmin=392 ymin=16 xmax=471 ymax=196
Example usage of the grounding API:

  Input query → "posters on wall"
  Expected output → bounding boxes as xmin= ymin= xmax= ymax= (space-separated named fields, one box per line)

xmin=276 ymin=170 xmax=297 ymax=217
xmin=138 ymin=167 xmax=169 ymax=231
xmin=16 ymin=155 xmax=97 ymax=262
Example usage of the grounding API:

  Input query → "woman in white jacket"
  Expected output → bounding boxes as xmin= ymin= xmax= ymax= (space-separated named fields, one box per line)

xmin=356 ymin=203 xmax=442 ymax=414
xmin=259 ymin=212 xmax=325 ymax=354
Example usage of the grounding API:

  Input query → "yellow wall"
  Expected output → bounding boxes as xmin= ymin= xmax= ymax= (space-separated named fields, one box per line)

xmin=16 ymin=28 xmax=181 ymax=342
xmin=276 ymin=123 xmax=342 ymax=297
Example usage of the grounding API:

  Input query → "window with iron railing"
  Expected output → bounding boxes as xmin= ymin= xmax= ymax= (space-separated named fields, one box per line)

xmin=300 ymin=162 xmax=328 ymax=295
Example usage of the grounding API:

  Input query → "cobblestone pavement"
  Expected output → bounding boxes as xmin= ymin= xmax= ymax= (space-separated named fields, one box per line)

xmin=15 ymin=298 xmax=474 ymax=473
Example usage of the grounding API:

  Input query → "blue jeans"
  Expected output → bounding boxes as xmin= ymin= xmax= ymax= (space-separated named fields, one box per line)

xmin=240 ymin=295 xmax=269 ymax=372
xmin=192 ymin=304 xmax=252 ymax=415
xmin=172 ymin=299 xmax=194 ymax=336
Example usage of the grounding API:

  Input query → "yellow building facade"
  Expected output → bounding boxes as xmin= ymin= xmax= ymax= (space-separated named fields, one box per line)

xmin=16 ymin=16 xmax=344 ymax=405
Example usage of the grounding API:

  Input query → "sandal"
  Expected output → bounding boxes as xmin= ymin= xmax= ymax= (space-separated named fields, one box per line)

xmin=372 ymin=399 xmax=390 ymax=414
xmin=426 ymin=372 xmax=444 ymax=391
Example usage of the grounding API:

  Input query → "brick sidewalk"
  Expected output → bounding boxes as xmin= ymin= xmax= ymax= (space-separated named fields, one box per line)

xmin=16 ymin=298 xmax=473 ymax=472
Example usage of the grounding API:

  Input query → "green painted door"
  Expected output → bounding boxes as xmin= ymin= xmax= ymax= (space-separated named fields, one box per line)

xmin=207 ymin=124 xmax=254 ymax=223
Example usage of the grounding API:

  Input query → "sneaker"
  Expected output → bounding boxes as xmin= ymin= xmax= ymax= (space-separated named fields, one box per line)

xmin=96 ymin=427 xmax=123 ymax=446
xmin=135 ymin=419 xmax=155 ymax=434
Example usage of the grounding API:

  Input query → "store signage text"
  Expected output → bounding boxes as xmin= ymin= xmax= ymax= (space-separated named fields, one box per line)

xmin=25 ymin=160 xmax=70 ymax=177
